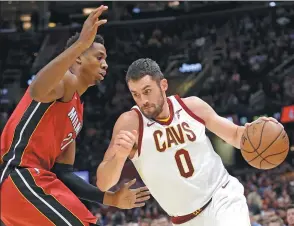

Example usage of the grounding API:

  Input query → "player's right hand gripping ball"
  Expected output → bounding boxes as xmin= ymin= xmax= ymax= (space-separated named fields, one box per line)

xmin=240 ymin=119 xmax=289 ymax=170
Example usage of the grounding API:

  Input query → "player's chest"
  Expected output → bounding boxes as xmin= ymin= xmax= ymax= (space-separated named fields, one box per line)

xmin=143 ymin=119 xmax=204 ymax=153
xmin=52 ymin=102 xmax=83 ymax=149
xmin=62 ymin=106 xmax=83 ymax=136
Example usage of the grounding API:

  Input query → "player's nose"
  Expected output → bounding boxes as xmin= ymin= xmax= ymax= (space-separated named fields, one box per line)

xmin=142 ymin=99 xmax=150 ymax=107
xmin=101 ymin=60 xmax=108 ymax=70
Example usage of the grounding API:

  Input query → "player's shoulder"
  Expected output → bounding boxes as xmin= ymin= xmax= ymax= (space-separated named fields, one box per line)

xmin=59 ymin=71 xmax=80 ymax=101
xmin=115 ymin=110 xmax=139 ymax=129
xmin=179 ymin=96 xmax=204 ymax=109
xmin=178 ymin=96 xmax=211 ymax=121
xmin=119 ymin=110 xmax=139 ymax=121
xmin=63 ymin=71 xmax=79 ymax=92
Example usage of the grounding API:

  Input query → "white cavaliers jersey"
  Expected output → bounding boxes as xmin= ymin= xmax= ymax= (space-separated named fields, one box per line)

xmin=131 ymin=95 xmax=229 ymax=216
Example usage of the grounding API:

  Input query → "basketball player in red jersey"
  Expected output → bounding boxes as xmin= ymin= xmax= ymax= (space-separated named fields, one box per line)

xmin=0 ymin=6 xmax=150 ymax=226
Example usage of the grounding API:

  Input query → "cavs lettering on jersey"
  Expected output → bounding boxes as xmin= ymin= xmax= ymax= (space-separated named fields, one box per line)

xmin=0 ymin=89 xmax=83 ymax=171
xmin=131 ymin=95 xmax=229 ymax=216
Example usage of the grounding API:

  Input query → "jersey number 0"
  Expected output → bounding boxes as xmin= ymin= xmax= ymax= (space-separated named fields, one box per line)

xmin=174 ymin=149 xmax=194 ymax=178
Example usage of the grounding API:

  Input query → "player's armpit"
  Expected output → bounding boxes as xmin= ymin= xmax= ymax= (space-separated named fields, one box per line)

xmin=183 ymin=96 xmax=245 ymax=149
xmin=29 ymin=79 xmax=65 ymax=103
xmin=30 ymin=72 xmax=78 ymax=103
xmin=96 ymin=110 xmax=139 ymax=191
xmin=55 ymin=140 xmax=76 ymax=165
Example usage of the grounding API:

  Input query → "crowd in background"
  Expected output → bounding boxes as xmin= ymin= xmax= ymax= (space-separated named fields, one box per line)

xmin=1 ymin=4 xmax=294 ymax=226
xmin=197 ymin=7 xmax=294 ymax=114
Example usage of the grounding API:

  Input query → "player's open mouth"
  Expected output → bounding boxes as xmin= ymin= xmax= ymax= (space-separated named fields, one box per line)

xmin=98 ymin=73 xmax=105 ymax=81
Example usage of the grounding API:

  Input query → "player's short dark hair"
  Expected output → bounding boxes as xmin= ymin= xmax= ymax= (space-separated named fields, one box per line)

xmin=287 ymin=204 xmax=294 ymax=211
xmin=65 ymin=32 xmax=104 ymax=50
xmin=126 ymin=58 xmax=164 ymax=83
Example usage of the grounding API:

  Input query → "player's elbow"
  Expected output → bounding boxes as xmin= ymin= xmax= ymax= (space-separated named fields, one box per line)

xmin=29 ymin=83 xmax=42 ymax=101
xmin=96 ymin=176 xmax=117 ymax=192
xmin=96 ymin=167 xmax=117 ymax=192
xmin=96 ymin=179 xmax=113 ymax=192
xmin=29 ymin=79 xmax=47 ymax=102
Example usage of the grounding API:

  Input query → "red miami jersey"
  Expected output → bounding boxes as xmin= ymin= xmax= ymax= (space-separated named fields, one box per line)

xmin=0 ymin=88 xmax=83 ymax=171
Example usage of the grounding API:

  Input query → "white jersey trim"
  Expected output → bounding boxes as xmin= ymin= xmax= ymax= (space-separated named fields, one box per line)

xmin=129 ymin=107 xmax=144 ymax=160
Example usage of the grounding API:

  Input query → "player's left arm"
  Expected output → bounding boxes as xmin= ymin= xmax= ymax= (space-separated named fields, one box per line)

xmin=52 ymin=140 xmax=149 ymax=209
xmin=52 ymin=140 xmax=108 ymax=204
xmin=184 ymin=96 xmax=279 ymax=149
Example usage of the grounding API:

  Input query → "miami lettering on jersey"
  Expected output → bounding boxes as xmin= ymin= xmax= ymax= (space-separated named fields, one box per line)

xmin=60 ymin=106 xmax=83 ymax=151
xmin=68 ymin=106 xmax=82 ymax=135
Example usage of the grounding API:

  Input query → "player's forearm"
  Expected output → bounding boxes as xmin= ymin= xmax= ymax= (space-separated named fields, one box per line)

xmin=30 ymin=41 xmax=87 ymax=99
xmin=233 ymin=126 xmax=245 ymax=149
xmin=96 ymin=155 xmax=127 ymax=192
xmin=52 ymin=163 xmax=106 ymax=204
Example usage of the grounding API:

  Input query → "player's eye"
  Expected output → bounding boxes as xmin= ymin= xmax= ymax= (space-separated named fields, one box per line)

xmin=97 ymin=57 xmax=102 ymax=61
xmin=144 ymin=89 xmax=151 ymax=95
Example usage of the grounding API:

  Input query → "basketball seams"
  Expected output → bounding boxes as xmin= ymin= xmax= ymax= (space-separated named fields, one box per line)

xmin=241 ymin=120 xmax=289 ymax=170
xmin=246 ymin=124 xmax=256 ymax=151
xmin=260 ymin=148 xmax=288 ymax=169
xmin=263 ymin=148 xmax=288 ymax=159
xmin=241 ymin=148 xmax=256 ymax=154
xmin=259 ymin=158 xmax=276 ymax=168
xmin=246 ymin=120 xmax=266 ymax=151
xmin=248 ymin=127 xmax=284 ymax=163
xmin=256 ymin=120 xmax=267 ymax=150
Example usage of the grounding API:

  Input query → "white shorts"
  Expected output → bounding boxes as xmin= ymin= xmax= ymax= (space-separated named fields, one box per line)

xmin=173 ymin=176 xmax=250 ymax=226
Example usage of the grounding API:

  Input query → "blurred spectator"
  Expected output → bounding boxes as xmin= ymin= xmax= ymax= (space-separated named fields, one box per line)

xmin=287 ymin=205 xmax=294 ymax=226
xmin=267 ymin=216 xmax=285 ymax=226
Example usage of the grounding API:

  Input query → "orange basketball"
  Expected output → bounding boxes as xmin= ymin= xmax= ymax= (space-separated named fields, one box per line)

xmin=240 ymin=119 xmax=289 ymax=170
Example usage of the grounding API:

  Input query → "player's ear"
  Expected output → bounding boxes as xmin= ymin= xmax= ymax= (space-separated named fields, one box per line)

xmin=161 ymin=79 xmax=168 ymax=92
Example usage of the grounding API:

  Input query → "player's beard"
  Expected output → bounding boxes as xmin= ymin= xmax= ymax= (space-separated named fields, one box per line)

xmin=95 ymin=80 xmax=100 ymax=86
xmin=140 ymin=90 xmax=165 ymax=120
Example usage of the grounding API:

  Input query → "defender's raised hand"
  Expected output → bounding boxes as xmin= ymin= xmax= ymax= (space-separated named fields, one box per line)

xmin=78 ymin=5 xmax=108 ymax=48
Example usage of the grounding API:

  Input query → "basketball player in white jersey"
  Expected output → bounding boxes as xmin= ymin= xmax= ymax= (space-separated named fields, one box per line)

xmin=96 ymin=58 xmax=280 ymax=226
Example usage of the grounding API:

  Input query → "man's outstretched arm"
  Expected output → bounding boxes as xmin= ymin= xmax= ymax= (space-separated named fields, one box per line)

xmin=52 ymin=140 xmax=150 ymax=209
xmin=30 ymin=5 xmax=107 ymax=103
xmin=96 ymin=110 xmax=139 ymax=192
xmin=183 ymin=96 xmax=280 ymax=149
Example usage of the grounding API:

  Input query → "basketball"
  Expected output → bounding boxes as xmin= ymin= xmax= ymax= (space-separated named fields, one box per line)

xmin=240 ymin=119 xmax=289 ymax=170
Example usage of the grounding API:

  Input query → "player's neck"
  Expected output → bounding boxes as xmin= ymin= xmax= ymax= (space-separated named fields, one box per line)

xmin=155 ymin=101 xmax=170 ymax=121
xmin=72 ymin=69 xmax=91 ymax=96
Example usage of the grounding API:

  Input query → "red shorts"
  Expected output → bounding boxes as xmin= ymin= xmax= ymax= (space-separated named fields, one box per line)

xmin=0 ymin=167 xmax=98 ymax=226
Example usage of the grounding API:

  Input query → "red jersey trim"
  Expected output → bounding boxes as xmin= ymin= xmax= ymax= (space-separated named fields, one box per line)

xmin=174 ymin=95 xmax=205 ymax=125
xmin=2 ymin=100 xmax=54 ymax=167
xmin=131 ymin=108 xmax=144 ymax=158
xmin=56 ymin=91 xmax=82 ymax=103
xmin=19 ymin=101 xmax=56 ymax=166
xmin=1 ymin=99 xmax=34 ymax=162
xmin=11 ymin=168 xmax=87 ymax=225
